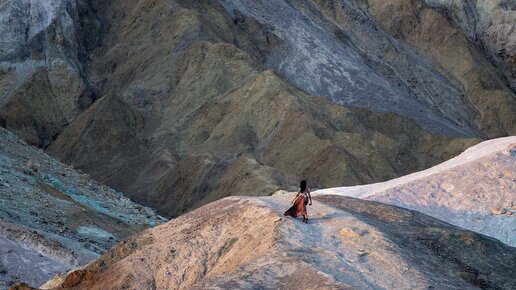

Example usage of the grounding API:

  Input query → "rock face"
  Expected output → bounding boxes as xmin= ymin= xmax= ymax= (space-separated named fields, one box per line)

xmin=47 ymin=0 xmax=481 ymax=217
xmin=46 ymin=68 xmax=478 ymax=217
xmin=1 ymin=0 xmax=514 ymax=217
xmin=420 ymin=0 xmax=516 ymax=91
xmin=357 ymin=0 xmax=516 ymax=137
xmin=0 ymin=0 xmax=99 ymax=147
xmin=53 ymin=195 xmax=516 ymax=289
xmin=220 ymin=0 xmax=478 ymax=136
xmin=0 ymin=128 xmax=166 ymax=289
xmin=317 ymin=136 xmax=516 ymax=246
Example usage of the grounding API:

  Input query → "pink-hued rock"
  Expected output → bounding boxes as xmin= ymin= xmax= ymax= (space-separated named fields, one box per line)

xmin=318 ymin=136 xmax=516 ymax=246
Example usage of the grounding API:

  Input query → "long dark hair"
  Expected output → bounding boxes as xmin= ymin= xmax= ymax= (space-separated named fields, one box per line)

xmin=300 ymin=180 xmax=307 ymax=192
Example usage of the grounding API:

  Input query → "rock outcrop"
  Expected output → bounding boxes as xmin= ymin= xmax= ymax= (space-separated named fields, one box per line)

xmin=355 ymin=0 xmax=516 ymax=137
xmin=0 ymin=128 xmax=166 ymax=289
xmin=418 ymin=0 xmax=516 ymax=91
xmin=318 ymin=136 xmax=516 ymax=246
xmin=52 ymin=195 xmax=516 ymax=289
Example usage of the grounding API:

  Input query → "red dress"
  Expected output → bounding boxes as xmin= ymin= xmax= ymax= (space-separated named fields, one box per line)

xmin=284 ymin=189 xmax=309 ymax=217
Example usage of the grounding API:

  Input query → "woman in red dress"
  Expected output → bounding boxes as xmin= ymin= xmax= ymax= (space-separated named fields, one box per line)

xmin=284 ymin=180 xmax=312 ymax=223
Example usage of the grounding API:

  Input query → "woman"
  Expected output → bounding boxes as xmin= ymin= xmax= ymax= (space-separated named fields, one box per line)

xmin=284 ymin=180 xmax=312 ymax=223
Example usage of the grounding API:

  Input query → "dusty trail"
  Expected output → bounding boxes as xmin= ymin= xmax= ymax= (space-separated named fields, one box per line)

xmin=257 ymin=195 xmax=470 ymax=289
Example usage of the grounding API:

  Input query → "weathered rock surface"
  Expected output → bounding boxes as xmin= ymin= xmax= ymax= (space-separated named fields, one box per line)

xmin=0 ymin=0 xmax=99 ymax=147
xmin=220 ymin=0 xmax=474 ymax=136
xmin=420 ymin=0 xmax=516 ymax=91
xmin=356 ymin=0 xmax=516 ymax=137
xmin=47 ymin=68 xmax=478 ymax=217
xmin=318 ymin=136 xmax=516 ymax=246
xmin=220 ymin=0 xmax=516 ymax=137
xmin=0 ymin=128 xmax=166 ymax=289
xmin=44 ymin=0 xmax=480 ymax=217
xmin=51 ymin=195 xmax=516 ymax=289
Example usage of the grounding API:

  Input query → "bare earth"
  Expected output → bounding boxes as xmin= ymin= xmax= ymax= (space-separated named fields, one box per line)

xmin=52 ymin=195 xmax=515 ymax=290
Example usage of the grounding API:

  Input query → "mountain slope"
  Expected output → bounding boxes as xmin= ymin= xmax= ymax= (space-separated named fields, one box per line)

xmin=318 ymin=136 xmax=516 ymax=246
xmin=1 ymin=0 xmax=514 ymax=217
xmin=52 ymin=195 xmax=516 ymax=290
xmin=44 ymin=0 xmax=480 ymax=216
xmin=356 ymin=0 xmax=516 ymax=136
xmin=0 ymin=128 xmax=165 ymax=288
xmin=219 ymin=0 xmax=515 ymax=137
xmin=47 ymin=67 xmax=477 ymax=217
xmin=0 ymin=0 xmax=100 ymax=147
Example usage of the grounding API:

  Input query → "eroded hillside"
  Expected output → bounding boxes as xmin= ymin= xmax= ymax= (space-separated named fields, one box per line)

xmin=318 ymin=136 xmax=516 ymax=246
xmin=0 ymin=128 xmax=165 ymax=288
xmin=1 ymin=0 xmax=514 ymax=217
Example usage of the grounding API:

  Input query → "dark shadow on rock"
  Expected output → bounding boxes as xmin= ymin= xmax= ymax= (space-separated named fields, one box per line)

xmin=315 ymin=195 xmax=516 ymax=290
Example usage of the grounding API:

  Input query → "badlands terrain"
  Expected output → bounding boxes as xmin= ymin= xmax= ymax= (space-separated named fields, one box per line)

xmin=1 ymin=0 xmax=515 ymax=217
xmin=318 ymin=136 xmax=516 ymax=246
xmin=0 ymin=128 xmax=165 ymax=288
xmin=0 ymin=0 xmax=514 ymax=289
xmin=35 ymin=137 xmax=515 ymax=290
xmin=49 ymin=196 xmax=515 ymax=290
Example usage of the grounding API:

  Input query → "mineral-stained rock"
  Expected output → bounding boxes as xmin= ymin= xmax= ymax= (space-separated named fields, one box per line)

xmin=0 ymin=0 xmax=99 ymax=147
xmin=355 ymin=0 xmax=516 ymax=137
xmin=61 ymin=270 xmax=96 ymax=288
xmin=417 ymin=0 xmax=516 ymax=91
xmin=47 ymin=65 xmax=479 ymax=217
xmin=0 ymin=127 xmax=165 ymax=288
xmin=7 ymin=282 xmax=35 ymax=290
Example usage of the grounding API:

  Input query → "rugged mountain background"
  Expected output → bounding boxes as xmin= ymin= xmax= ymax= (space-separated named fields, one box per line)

xmin=1 ymin=0 xmax=514 ymax=217
xmin=0 ymin=134 xmax=512 ymax=289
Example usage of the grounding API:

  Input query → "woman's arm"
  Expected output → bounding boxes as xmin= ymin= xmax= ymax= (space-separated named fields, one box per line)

xmin=308 ymin=189 xmax=312 ymax=205
xmin=292 ymin=192 xmax=300 ymax=204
